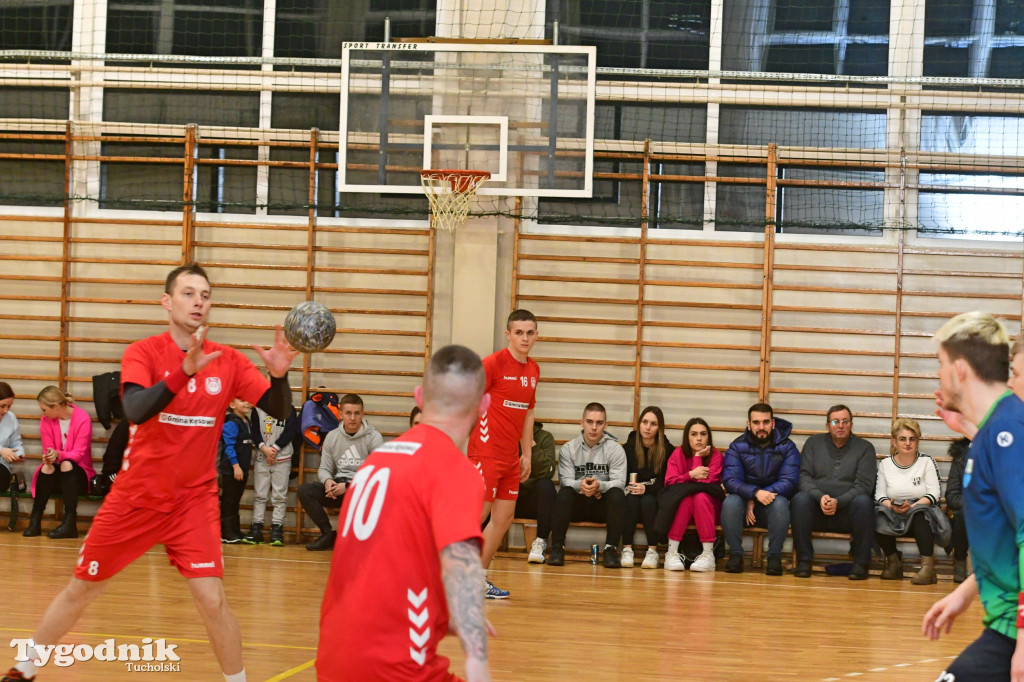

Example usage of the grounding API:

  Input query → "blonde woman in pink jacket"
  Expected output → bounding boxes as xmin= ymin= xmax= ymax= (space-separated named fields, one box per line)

xmin=25 ymin=386 xmax=94 ymax=539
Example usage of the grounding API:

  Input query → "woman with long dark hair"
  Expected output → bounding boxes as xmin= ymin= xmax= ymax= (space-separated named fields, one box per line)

xmin=658 ymin=417 xmax=725 ymax=571
xmin=621 ymin=406 xmax=673 ymax=569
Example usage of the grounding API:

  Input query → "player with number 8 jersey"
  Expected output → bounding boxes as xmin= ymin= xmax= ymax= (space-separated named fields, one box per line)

xmin=3 ymin=264 xmax=298 ymax=682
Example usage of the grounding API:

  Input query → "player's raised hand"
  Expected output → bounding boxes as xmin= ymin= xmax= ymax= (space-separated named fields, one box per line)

xmin=183 ymin=325 xmax=222 ymax=376
xmin=252 ymin=325 xmax=300 ymax=378
xmin=934 ymin=389 xmax=978 ymax=440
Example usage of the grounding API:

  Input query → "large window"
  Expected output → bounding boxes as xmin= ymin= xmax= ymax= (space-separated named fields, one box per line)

xmin=722 ymin=0 xmax=890 ymax=76
xmin=275 ymin=0 xmax=436 ymax=67
xmin=107 ymin=0 xmax=264 ymax=58
xmin=924 ymin=0 xmax=1024 ymax=78
xmin=0 ymin=1 xmax=73 ymax=52
xmin=548 ymin=0 xmax=711 ymax=71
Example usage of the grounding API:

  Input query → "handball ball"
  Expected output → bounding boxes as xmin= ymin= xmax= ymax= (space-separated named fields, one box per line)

xmin=284 ymin=301 xmax=336 ymax=353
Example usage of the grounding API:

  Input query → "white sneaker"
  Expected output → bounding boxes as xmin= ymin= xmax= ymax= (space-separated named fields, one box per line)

xmin=620 ymin=546 xmax=635 ymax=568
xmin=641 ymin=547 xmax=659 ymax=569
xmin=690 ymin=550 xmax=716 ymax=573
xmin=527 ymin=538 xmax=547 ymax=564
xmin=665 ymin=552 xmax=685 ymax=571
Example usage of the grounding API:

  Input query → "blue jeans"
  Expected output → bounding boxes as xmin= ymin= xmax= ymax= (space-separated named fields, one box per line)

xmin=721 ymin=493 xmax=790 ymax=557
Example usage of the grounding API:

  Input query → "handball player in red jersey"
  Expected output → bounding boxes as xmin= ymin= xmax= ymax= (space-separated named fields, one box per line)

xmin=469 ymin=309 xmax=539 ymax=599
xmin=3 ymin=264 xmax=298 ymax=682
xmin=317 ymin=344 xmax=492 ymax=682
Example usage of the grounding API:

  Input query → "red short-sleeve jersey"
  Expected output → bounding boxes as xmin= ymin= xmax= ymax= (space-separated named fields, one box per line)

xmin=467 ymin=349 xmax=539 ymax=462
xmin=116 ymin=332 xmax=269 ymax=512
xmin=317 ymin=424 xmax=485 ymax=682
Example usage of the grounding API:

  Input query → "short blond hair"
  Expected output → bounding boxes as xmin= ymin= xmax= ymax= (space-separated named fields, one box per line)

xmin=891 ymin=417 xmax=921 ymax=440
xmin=934 ymin=311 xmax=1010 ymax=384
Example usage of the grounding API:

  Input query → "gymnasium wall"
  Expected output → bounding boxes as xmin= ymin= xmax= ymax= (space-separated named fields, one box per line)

xmin=4 ymin=0 xmax=1024 ymax=536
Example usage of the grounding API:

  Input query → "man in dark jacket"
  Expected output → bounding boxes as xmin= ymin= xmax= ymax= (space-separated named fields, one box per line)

xmin=944 ymin=437 xmax=970 ymax=583
xmin=721 ymin=402 xmax=800 ymax=575
xmin=791 ymin=404 xmax=877 ymax=580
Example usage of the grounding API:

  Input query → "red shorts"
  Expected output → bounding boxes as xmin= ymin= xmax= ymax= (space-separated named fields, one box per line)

xmin=468 ymin=455 xmax=520 ymax=503
xmin=74 ymin=488 xmax=222 ymax=581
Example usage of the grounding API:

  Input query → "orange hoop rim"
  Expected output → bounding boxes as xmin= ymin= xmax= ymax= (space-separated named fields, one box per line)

xmin=419 ymin=169 xmax=491 ymax=181
xmin=420 ymin=169 xmax=491 ymax=193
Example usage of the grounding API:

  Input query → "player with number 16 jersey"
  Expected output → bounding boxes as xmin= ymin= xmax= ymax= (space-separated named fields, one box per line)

xmin=467 ymin=347 xmax=539 ymax=501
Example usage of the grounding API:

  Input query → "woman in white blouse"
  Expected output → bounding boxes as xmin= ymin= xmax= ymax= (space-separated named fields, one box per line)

xmin=875 ymin=417 xmax=950 ymax=585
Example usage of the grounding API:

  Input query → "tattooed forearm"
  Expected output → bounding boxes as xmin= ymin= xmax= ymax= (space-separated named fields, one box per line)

xmin=441 ymin=538 xmax=489 ymax=666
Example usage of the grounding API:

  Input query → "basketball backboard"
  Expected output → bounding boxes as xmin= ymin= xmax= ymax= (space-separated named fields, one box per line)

xmin=338 ymin=42 xmax=596 ymax=198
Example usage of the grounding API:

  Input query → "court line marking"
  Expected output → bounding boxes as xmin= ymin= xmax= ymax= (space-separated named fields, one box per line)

xmin=823 ymin=656 xmax=957 ymax=680
xmin=0 ymin=540 xmax=334 ymax=566
xmin=264 ymin=657 xmax=316 ymax=681
xmin=0 ymin=627 xmax=316 ymax=652
xmin=487 ymin=564 xmax=955 ymax=597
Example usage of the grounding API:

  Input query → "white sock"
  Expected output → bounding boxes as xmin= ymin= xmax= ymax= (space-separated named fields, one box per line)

xmin=604 ymin=544 xmax=615 ymax=551
xmin=224 ymin=669 xmax=246 ymax=682
xmin=15 ymin=640 xmax=43 ymax=678
xmin=15 ymin=659 xmax=39 ymax=678
xmin=702 ymin=542 xmax=714 ymax=555
xmin=668 ymin=539 xmax=680 ymax=555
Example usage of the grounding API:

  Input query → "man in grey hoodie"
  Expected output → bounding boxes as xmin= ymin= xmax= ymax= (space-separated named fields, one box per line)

xmin=298 ymin=393 xmax=384 ymax=550
xmin=547 ymin=403 xmax=628 ymax=568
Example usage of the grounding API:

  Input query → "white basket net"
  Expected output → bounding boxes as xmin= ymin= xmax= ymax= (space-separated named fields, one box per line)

xmin=419 ymin=170 xmax=491 ymax=232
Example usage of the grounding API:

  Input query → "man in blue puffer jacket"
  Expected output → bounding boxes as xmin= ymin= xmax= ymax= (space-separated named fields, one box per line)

xmin=721 ymin=402 xmax=800 ymax=576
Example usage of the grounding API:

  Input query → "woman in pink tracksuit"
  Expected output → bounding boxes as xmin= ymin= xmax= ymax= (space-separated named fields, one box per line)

xmin=663 ymin=417 xmax=723 ymax=572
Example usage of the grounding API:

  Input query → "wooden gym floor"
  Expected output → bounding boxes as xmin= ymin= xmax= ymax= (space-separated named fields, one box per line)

xmin=3 ymin=538 xmax=977 ymax=681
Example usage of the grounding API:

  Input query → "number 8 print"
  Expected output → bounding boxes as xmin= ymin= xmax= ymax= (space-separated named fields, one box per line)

xmin=341 ymin=465 xmax=391 ymax=541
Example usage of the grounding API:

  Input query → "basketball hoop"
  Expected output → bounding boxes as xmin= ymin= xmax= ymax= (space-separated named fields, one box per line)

xmin=419 ymin=169 xmax=491 ymax=232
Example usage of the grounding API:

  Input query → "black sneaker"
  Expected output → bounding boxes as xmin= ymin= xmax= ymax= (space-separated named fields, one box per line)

xmin=547 ymin=545 xmax=565 ymax=566
xmin=765 ymin=554 xmax=783 ymax=576
xmin=269 ymin=524 xmax=285 ymax=547
xmin=793 ymin=561 xmax=812 ymax=578
xmin=725 ymin=553 xmax=744 ymax=573
xmin=602 ymin=546 xmax=621 ymax=569
xmin=848 ymin=563 xmax=869 ymax=580
xmin=305 ymin=530 xmax=337 ymax=551
xmin=242 ymin=522 xmax=264 ymax=545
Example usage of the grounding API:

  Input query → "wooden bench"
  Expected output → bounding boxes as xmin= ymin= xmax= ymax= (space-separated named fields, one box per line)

xmin=507 ymin=518 xmax=770 ymax=567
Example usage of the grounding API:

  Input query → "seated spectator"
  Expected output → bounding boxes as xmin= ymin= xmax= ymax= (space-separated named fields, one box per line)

xmin=409 ymin=405 xmax=422 ymax=427
xmin=721 ymin=402 xmax=799 ymax=576
xmin=546 ymin=403 xmax=627 ymax=568
xmin=0 ymin=382 xmax=25 ymax=493
xmin=26 ymin=386 xmax=95 ymax=539
xmin=89 ymin=418 xmax=130 ymax=498
xmin=943 ymin=437 xmax=970 ymax=583
xmin=218 ymin=398 xmax=254 ymax=544
xmin=791 ymin=404 xmax=877 ymax=580
xmin=876 ymin=417 xmax=950 ymax=585
xmin=298 ymin=393 xmax=383 ymax=551
xmin=521 ymin=420 xmax=557 ymax=564
xmin=246 ymin=404 xmax=299 ymax=546
xmin=659 ymin=417 xmax=724 ymax=572
xmin=621 ymin=406 xmax=674 ymax=569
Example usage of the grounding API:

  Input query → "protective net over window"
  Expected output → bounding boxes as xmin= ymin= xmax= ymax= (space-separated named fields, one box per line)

xmin=1 ymin=0 xmax=1024 ymax=237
